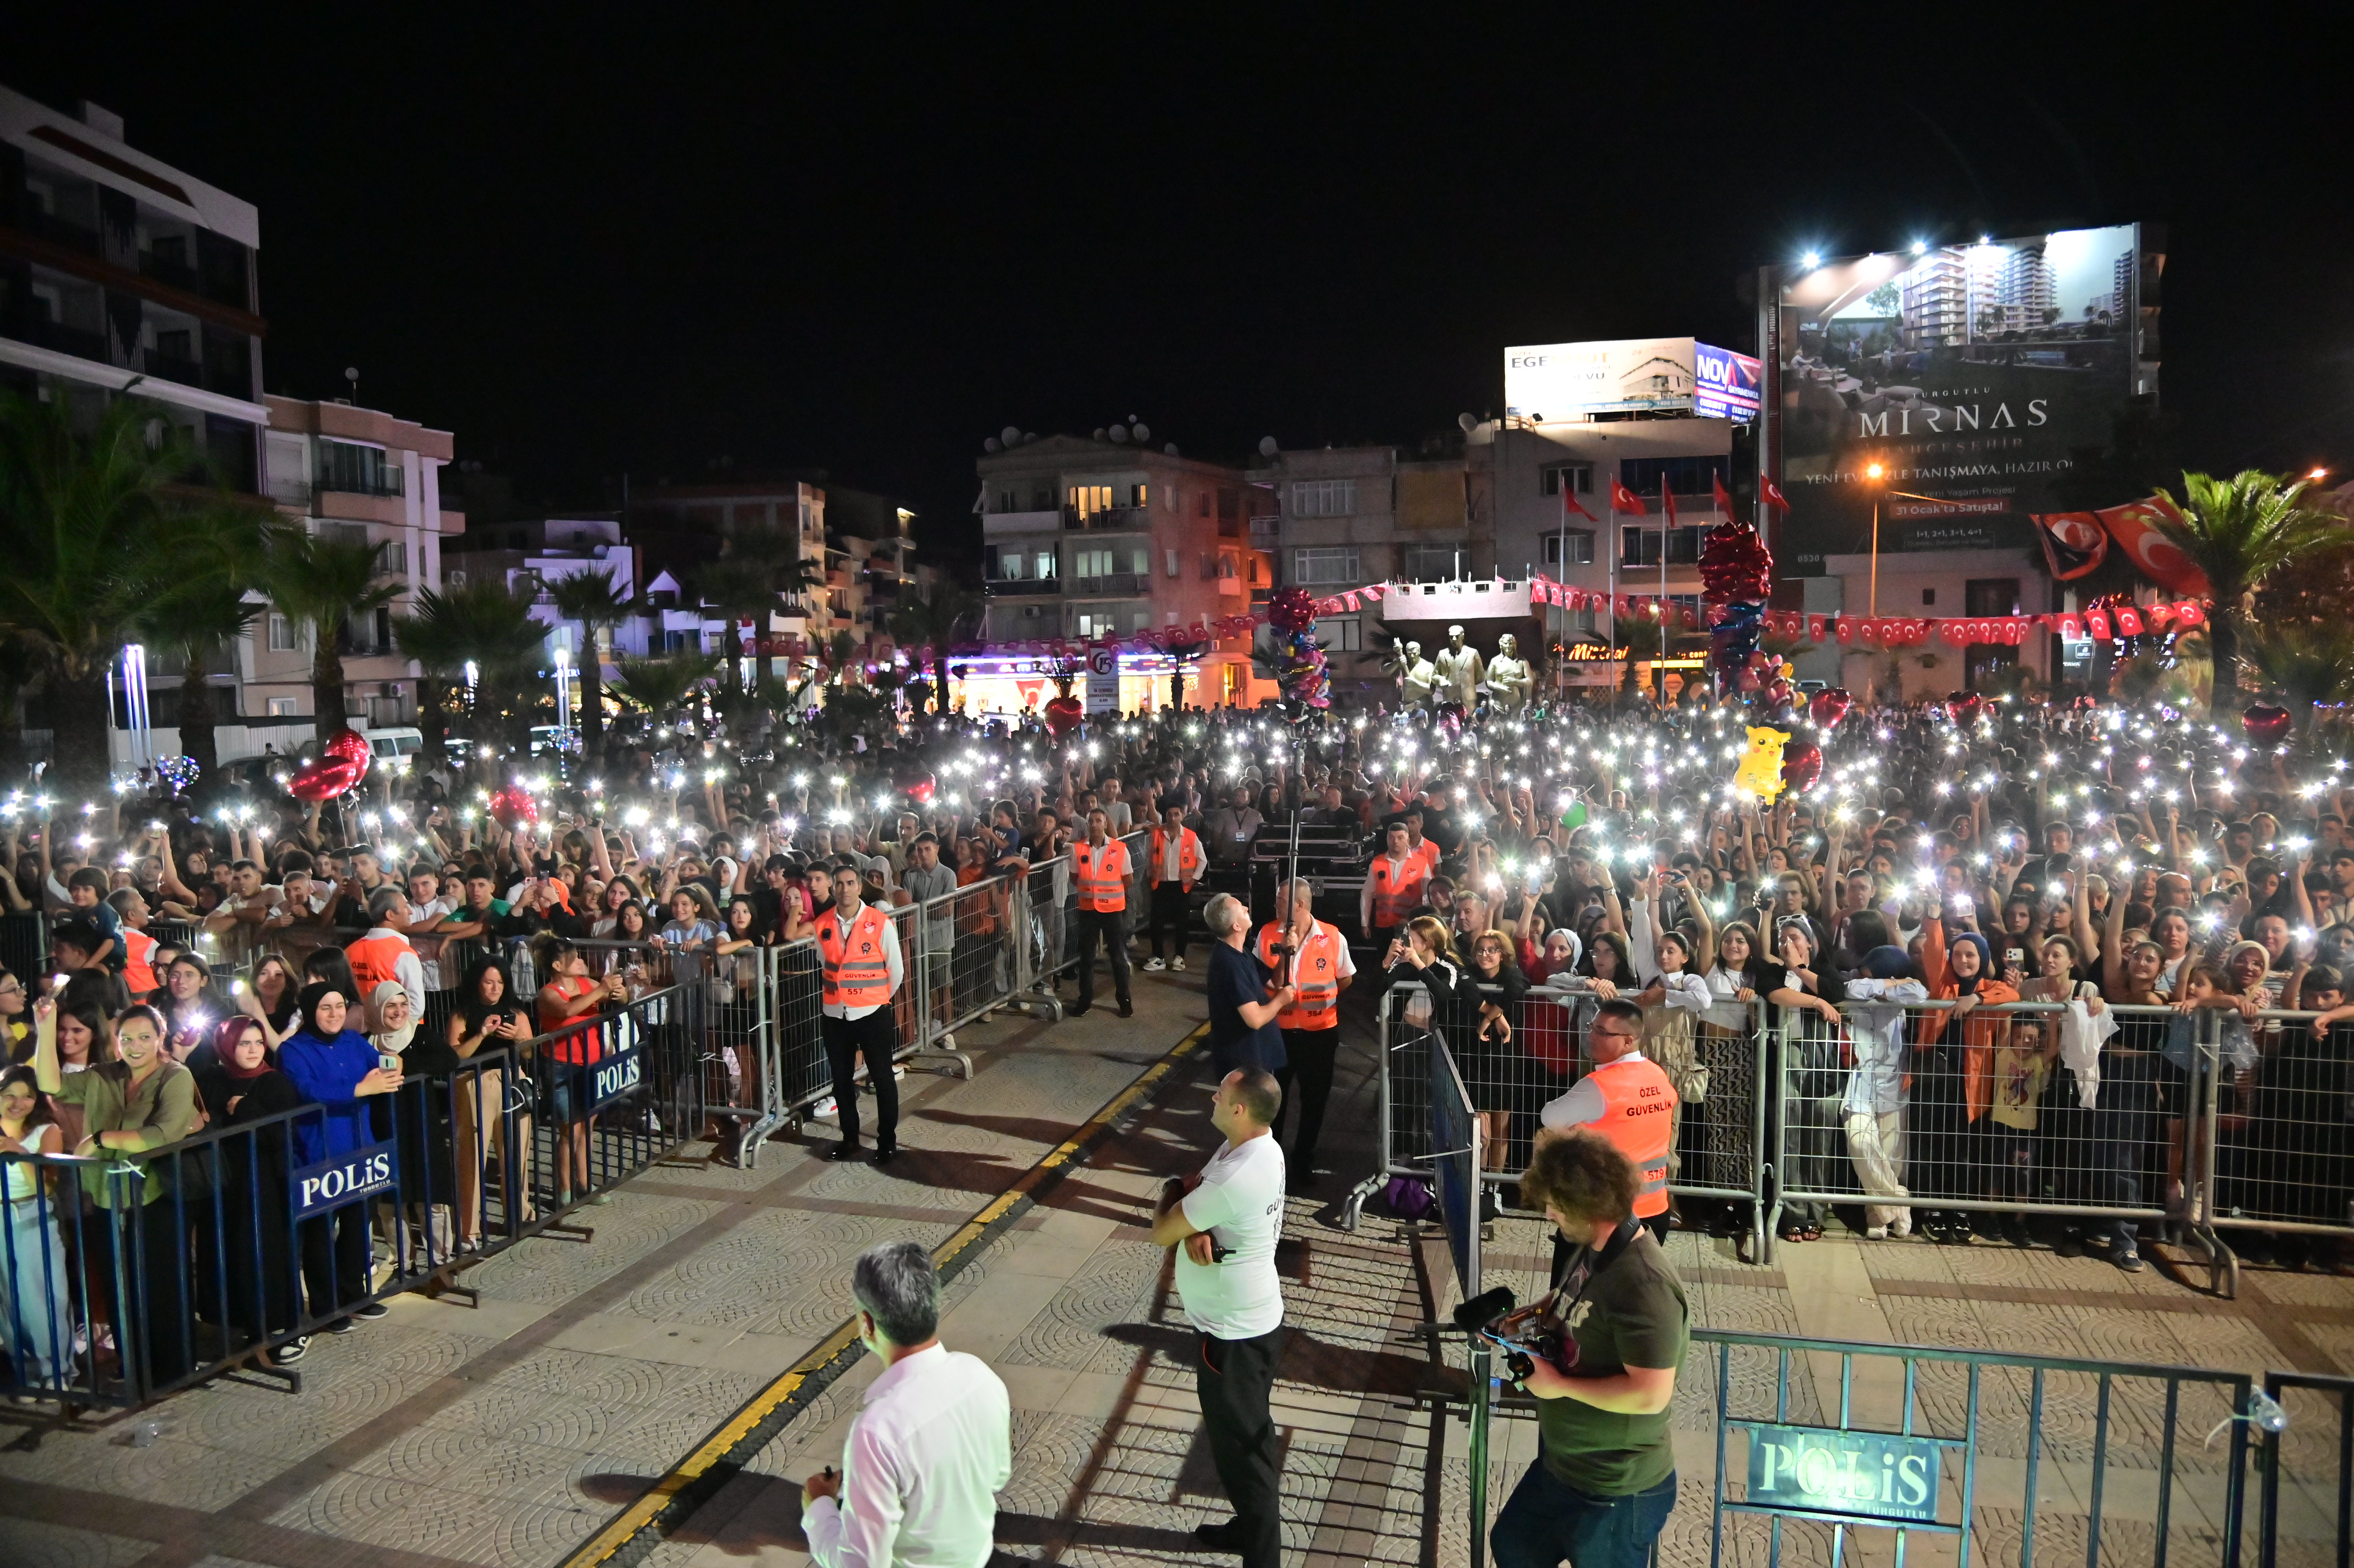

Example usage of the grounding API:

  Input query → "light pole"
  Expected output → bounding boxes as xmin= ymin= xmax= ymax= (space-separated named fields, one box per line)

xmin=1862 ymin=465 xmax=1948 ymax=619
xmin=553 ymin=645 xmax=573 ymax=736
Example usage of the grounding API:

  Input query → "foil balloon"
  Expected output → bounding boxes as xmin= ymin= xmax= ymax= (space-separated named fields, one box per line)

xmin=897 ymin=770 xmax=939 ymax=806
xmin=1042 ymin=694 xmax=1084 ymax=738
xmin=2242 ymin=702 xmax=2293 ymax=744
xmin=1268 ymin=585 xmax=1317 ymax=635
xmin=1946 ymin=691 xmax=1985 ymax=727
xmin=322 ymin=727 xmax=373 ymax=782
xmin=488 ymin=787 xmax=540 ymax=830
xmin=1733 ymin=726 xmax=1791 ymax=801
xmin=1809 ymin=688 xmax=1854 ymax=729
xmin=287 ymin=753 xmax=364 ymax=802
xmin=1697 ymin=520 xmax=1773 ymax=604
xmin=1781 ymin=739 xmax=1823 ymax=794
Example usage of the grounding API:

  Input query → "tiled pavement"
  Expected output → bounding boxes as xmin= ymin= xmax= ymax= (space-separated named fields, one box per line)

xmin=7 ymin=959 xmax=2353 ymax=1568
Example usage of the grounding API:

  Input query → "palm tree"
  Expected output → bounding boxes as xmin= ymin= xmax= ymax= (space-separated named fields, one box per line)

xmin=610 ymin=651 xmax=723 ymax=726
xmin=133 ymin=503 xmax=278 ymax=782
xmin=261 ymin=531 xmax=400 ymax=745
xmin=2146 ymin=471 xmax=2345 ymax=716
xmin=2245 ymin=623 xmax=2354 ymax=715
xmin=823 ymin=628 xmax=859 ymax=687
xmin=695 ymin=526 xmax=821 ymax=712
xmin=887 ymin=581 xmax=976 ymax=715
xmin=0 ymin=388 xmax=214 ymax=793
xmin=394 ymin=579 xmax=547 ymax=765
xmin=547 ymin=567 xmax=636 ymax=765
xmin=0 ymin=633 xmax=41 ymax=786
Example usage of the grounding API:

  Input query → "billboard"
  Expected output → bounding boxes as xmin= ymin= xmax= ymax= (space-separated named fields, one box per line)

xmin=1694 ymin=342 xmax=1761 ymax=421
xmin=1506 ymin=337 xmax=1696 ymax=421
xmin=1770 ymin=223 xmax=2148 ymax=571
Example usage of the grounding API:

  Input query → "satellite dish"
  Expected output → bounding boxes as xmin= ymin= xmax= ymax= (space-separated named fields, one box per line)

xmin=1000 ymin=425 xmax=1021 ymax=445
xmin=984 ymin=437 xmax=1001 ymax=452
xmin=1258 ymin=436 xmax=1278 ymax=458
xmin=1131 ymin=421 xmax=1150 ymax=442
xmin=1023 ymin=432 xmax=1038 ymax=443
xmin=1164 ymin=442 xmax=1179 ymax=456
xmin=1109 ymin=424 xmax=1130 ymax=443
xmin=1093 ymin=427 xmax=1107 ymax=441
xmin=1457 ymin=412 xmax=1477 ymax=432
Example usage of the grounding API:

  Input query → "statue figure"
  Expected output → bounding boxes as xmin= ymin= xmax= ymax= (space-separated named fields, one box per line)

xmin=1401 ymin=640 xmax=1437 ymax=710
xmin=1431 ymin=624 xmax=1485 ymax=710
xmin=1485 ymin=632 xmax=1532 ymax=713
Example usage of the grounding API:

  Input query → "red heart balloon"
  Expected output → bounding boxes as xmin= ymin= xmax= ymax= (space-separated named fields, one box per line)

xmin=1781 ymin=739 xmax=1823 ymax=794
xmin=1809 ymin=688 xmax=1853 ymax=730
xmin=489 ymin=787 xmax=540 ymax=829
xmin=2243 ymin=703 xmax=2293 ymax=744
xmin=1042 ymin=695 xmax=1083 ymax=738
xmin=287 ymin=754 xmax=364 ymax=802
xmin=323 ymin=727 xmax=373 ymax=782
xmin=897 ymin=771 xmax=938 ymax=806
xmin=1947 ymin=691 xmax=1985 ymax=727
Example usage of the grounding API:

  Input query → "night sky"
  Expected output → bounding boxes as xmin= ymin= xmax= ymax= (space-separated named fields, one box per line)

xmin=17 ymin=18 xmax=2349 ymax=573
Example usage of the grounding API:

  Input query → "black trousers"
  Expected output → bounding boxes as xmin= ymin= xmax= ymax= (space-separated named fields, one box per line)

xmin=1198 ymin=1325 xmax=1287 ymax=1568
xmin=1075 ymin=907 xmax=1131 ymax=1007
xmin=1147 ymin=884 xmax=1190 ymax=960
xmin=1276 ymin=1027 xmax=1339 ymax=1169
xmin=299 ymin=1203 xmax=371 ymax=1325
xmin=823 ymin=1008 xmax=901 ymax=1149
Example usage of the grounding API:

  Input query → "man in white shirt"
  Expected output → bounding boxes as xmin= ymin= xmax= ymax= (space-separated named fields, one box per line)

xmin=1152 ymin=1068 xmax=1288 ymax=1568
xmin=802 ymin=1240 xmax=1011 ymax=1568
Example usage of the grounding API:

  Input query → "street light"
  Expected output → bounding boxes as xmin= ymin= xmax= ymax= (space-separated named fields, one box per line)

xmin=553 ymin=645 xmax=573 ymax=734
xmin=1864 ymin=464 xmax=1887 ymax=617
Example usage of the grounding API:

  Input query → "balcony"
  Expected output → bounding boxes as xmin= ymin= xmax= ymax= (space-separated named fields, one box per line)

xmin=1248 ymin=515 xmax=1279 ymax=540
xmin=1064 ymin=505 xmax=1149 ymax=532
xmin=143 ymin=347 xmax=204 ymax=387
xmin=1067 ymin=573 xmax=1143 ymax=597
xmin=982 ymin=508 xmax=1063 ymax=538
xmin=986 ymin=577 xmax=1057 ymax=597
xmin=15 ymin=317 xmax=110 ymax=364
xmin=1618 ymin=524 xmax=1708 ymax=569
xmin=16 ymin=208 xmax=100 ymax=256
xmin=140 ymin=249 xmax=200 ymax=293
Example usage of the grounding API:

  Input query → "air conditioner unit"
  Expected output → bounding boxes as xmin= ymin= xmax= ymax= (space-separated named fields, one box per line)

xmin=446 ymin=569 xmax=467 ymax=586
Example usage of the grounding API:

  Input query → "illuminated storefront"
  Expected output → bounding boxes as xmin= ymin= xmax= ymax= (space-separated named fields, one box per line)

xmin=946 ymin=652 xmax=1209 ymax=716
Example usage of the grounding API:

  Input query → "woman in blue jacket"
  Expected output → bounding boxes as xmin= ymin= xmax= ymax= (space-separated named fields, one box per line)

xmin=277 ymin=983 xmax=403 ymax=1335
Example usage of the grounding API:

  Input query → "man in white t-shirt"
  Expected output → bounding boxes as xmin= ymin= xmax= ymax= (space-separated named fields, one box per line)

xmin=1152 ymin=1068 xmax=1287 ymax=1568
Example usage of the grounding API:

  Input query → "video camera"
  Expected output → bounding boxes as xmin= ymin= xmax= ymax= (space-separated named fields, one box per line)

xmin=1450 ymin=1286 xmax=1576 ymax=1383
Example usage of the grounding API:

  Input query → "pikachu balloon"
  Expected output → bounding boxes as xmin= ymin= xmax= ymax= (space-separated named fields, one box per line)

xmin=1734 ymin=726 xmax=1791 ymax=802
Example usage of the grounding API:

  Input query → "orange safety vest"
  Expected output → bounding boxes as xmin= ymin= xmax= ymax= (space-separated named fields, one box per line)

xmin=1257 ymin=920 xmax=1344 ymax=1030
xmin=1074 ymin=838 xmax=1132 ymax=912
xmin=818 ymin=904 xmax=895 ymax=1008
xmin=1410 ymin=838 xmax=1440 ymax=877
xmin=1585 ymin=1054 xmax=1679 ymax=1218
xmin=1368 ymin=854 xmax=1427 ymax=928
xmin=1148 ymin=827 xmax=1204 ymax=888
xmin=345 ymin=930 xmax=410 ymax=1002
xmin=121 ymin=926 xmax=159 ymax=997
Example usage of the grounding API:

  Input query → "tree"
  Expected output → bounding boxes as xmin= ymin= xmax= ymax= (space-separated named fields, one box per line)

xmin=261 ymin=531 xmax=401 ymax=745
xmin=0 ymin=633 xmax=40 ymax=787
xmin=2245 ymin=623 xmax=2354 ymax=714
xmin=0 ymin=388 xmax=225 ymax=794
xmin=694 ymin=527 xmax=821 ymax=716
xmin=2145 ymin=471 xmax=2344 ymax=716
xmin=610 ymin=651 xmax=723 ymax=726
xmin=393 ymin=579 xmax=548 ymax=765
xmin=886 ymin=581 xmax=977 ymax=716
xmin=134 ymin=503 xmax=278 ymax=782
xmin=547 ymin=567 xmax=636 ymax=765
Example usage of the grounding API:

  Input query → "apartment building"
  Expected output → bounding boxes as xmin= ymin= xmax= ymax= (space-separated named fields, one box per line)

xmin=245 ymin=394 xmax=461 ymax=734
xmin=444 ymin=517 xmax=648 ymax=662
xmin=0 ymin=87 xmax=266 ymax=489
xmin=976 ymin=429 xmax=1275 ymax=711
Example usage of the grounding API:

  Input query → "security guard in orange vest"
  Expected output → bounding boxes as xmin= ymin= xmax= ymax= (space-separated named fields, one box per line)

xmin=1357 ymin=820 xmax=1429 ymax=949
xmin=1144 ymin=802 xmax=1206 ymax=973
xmin=815 ymin=863 xmax=906 ymax=1164
xmin=1535 ymin=997 xmax=1678 ymax=1247
xmin=1071 ymin=808 xmax=1134 ymax=1018
xmin=1253 ymin=878 xmax=1354 ymax=1176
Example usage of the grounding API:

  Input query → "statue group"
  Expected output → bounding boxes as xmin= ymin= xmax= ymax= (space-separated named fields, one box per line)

xmin=1397 ymin=624 xmax=1532 ymax=716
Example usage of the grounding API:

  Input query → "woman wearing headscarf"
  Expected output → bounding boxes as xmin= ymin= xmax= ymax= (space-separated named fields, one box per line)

xmin=278 ymin=983 xmax=404 ymax=1334
xmin=189 ymin=1017 xmax=307 ymax=1363
xmin=1914 ymin=910 xmax=2020 ymax=1245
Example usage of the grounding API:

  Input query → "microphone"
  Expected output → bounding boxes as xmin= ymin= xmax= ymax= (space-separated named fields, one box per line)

xmin=1451 ymin=1286 xmax=1516 ymax=1335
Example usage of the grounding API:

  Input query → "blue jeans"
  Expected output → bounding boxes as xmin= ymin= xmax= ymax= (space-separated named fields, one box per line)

xmin=1492 ymin=1463 xmax=1676 ymax=1568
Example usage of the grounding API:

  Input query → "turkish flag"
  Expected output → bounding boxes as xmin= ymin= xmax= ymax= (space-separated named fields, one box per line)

xmin=1563 ymin=491 xmax=1598 ymax=523
xmin=2097 ymin=496 xmax=2214 ymax=597
xmin=1760 ymin=479 xmax=1792 ymax=513
xmin=1808 ymin=615 xmax=1828 ymax=642
xmin=2029 ymin=510 xmax=2110 ymax=580
xmin=1660 ymin=478 xmax=1677 ymax=527
xmin=1610 ymin=479 xmax=1647 ymax=516
xmin=1713 ymin=475 xmax=1736 ymax=518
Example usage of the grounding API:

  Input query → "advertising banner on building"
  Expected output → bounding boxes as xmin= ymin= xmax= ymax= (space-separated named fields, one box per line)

xmin=1693 ymin=342 xmax=1761 ymax=421
xmin=1770 ymin=224 xmax=2148 ymax=572
xmin=1505 ymin=337 xmax=1697 ymax=421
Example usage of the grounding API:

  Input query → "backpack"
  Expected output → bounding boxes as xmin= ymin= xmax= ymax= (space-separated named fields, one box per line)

xmin=1382 ymin=1174 xmax=1435 ymax=1221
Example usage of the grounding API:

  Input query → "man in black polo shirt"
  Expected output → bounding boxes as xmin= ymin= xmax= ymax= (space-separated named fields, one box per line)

xmin=1492 ymin=1132 xmax=1686 ymax=1568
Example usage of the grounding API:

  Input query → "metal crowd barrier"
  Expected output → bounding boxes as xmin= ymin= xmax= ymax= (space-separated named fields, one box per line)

xmin=2258 ymin=1370 xmax=2353 ymax=1568
xmin=1375 ymin=980 xmax=1771 ymax=1246
xmin=0 ymin=907 xmax=48 ymax=978
xmin=0 ymin=983 xmax=694 ymax=1413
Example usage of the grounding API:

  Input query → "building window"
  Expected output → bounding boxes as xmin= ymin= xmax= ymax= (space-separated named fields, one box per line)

xmin=1403 ymin=544 xmax=1464 ymax=582
xmin=992 ymin=547 xmax=1024 ymax=579
xmin=1129 ymin=482 xmax=1148 ymax=507
xmin=268 ymin=613 xmax=298 ymax=652
xmin=997 ymin=489 xmax=1018 ymax=512
xmin=1314 ymin=616 xmax=1362 ymax=651
xmin=1165 ymin=548 xmax=1179 ymax=578
xmin=1068 ymin=484 xmax=1114 ymax=519
xmin=1540 ymin=463 xmax=1594 ymax=496
xmin=1292 ymin=547 xmax=1361 ymax=584
xmin=1034 ymin=550 xmax=1056 ymax=580
xmin=1197 ymin=490 xmax=1211 ymax=517
xmin=267 ymin=696 xmax=298 ymax=716
xmin=315 ymin=438 xmax=402 ymax=497
xmin=1543 ymin=531 xmax=1596 ymax=566
xmin=376 ymin=540 xmax=407 ymax=575
xmin=1290 ymin=479 xmax=1357 ymax=517
xmin=1617 ymin=454 xmax=1730 ymax=497
xmin=1074 ymin=547 xmax=1116 ymax=578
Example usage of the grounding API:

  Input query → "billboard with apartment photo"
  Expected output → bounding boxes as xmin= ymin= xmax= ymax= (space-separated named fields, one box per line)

xmin=1505 ymin=337 xmax=1697 ymax=421
xmin=1772 ymin=223 xmax=2144 ymax=567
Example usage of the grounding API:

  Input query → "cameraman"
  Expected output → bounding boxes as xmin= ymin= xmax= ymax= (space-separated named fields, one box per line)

xmin=1494 ymin=1132 xmax=1686 ymax=1568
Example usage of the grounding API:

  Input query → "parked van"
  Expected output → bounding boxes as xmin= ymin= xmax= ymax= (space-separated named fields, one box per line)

xmin=363 ymin=727 xmax=425 ymax=762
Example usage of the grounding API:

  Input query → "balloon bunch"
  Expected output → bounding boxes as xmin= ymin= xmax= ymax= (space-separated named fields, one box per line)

xmin=288 ymin=729 xmax=372 ymax=802
xmin=1698 ymin=519 xmax=1774 ymax=697
xmin=1266 ymin=586 xmax=1331 ymax=710
xmin=153 ymin=755 xmax=201 ymax=795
